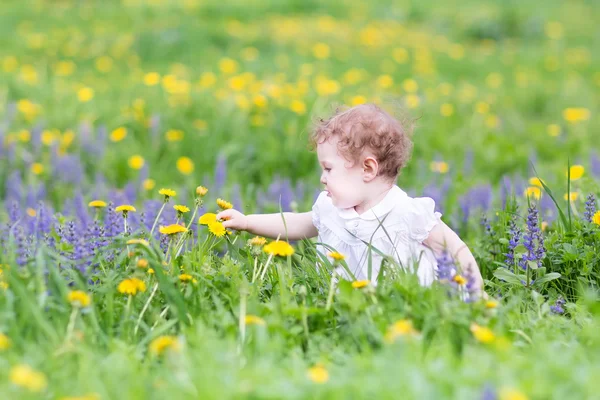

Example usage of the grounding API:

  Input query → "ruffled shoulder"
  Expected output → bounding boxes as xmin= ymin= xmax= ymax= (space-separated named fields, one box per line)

xmin=399 ymin=196 xmax=443 ymax=243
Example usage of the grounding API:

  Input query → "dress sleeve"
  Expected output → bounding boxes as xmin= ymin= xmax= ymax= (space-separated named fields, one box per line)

xmin=407 ymin=197 xmax=442 ymax=243
xmin=311 ymin=191 xmax=328 ymax=231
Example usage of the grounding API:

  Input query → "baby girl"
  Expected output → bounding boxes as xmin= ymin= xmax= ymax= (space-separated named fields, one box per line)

xmin=217 ymin=104 xmax=484 ymax=295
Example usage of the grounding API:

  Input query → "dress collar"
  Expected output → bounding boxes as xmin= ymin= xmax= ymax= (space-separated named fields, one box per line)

xmin=336 ymin=185 xmax=406 ymax=221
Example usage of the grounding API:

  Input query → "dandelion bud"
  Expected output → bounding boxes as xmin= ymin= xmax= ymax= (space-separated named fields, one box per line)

xmin=196 ymin=186 xmax=208 ymax=197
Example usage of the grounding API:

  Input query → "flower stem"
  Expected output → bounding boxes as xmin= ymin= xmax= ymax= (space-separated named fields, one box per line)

xmin=149 ymin=202 xmax=167 ymax=237
xmin=65 ymin=307 xmax=79 ymax=343
xmin=134 ymin=283 xmax=159 ymax=336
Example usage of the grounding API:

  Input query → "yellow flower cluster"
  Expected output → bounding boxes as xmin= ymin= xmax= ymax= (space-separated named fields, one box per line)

xmin=470 ymin=323 xmax=495 ymax=344
xmin=9 ymin=364 xmax=47 ymax=393
xmin=159 ymin=224 xmax=187 ymax=235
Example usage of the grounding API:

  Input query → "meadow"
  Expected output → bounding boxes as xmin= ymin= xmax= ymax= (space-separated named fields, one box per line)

xmin=0 ymin=0 xmax=599 ymax=398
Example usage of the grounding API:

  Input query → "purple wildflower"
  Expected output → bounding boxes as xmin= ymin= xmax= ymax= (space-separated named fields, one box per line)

xmin=584 ymin=194 xmax=596 ymax=223
xmin=504 ymin=216 xmax=521 ymax=267
xmin=519 ymin=204 xmax=543 ymax=271
xmin=550 ymin=296 xmax=566 ymax=314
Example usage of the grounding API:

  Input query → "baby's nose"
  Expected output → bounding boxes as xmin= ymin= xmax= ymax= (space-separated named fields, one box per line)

xmin=320 ymin=174 xmax=326 ymax=185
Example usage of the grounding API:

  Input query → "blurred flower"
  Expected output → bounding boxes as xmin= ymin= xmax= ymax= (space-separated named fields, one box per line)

xmin=328 ymin=251 xmax=345 ymax=261
xmin=528 ymin=177 xmax=545 ymax=187
xmin=376 ymin=74 xmax=393 ymax=89
xmin=499 ymin=388 xmax=529 ymax=400
xmin=88 ymin=200 xmax=107 ymax=208
xmin=307 ymin=364 xmax=329 ymax=384
xmin=196 ymin=186 xmax=208 ymax=197
xmin=159 ymin=188 xmax=176 ymax=200
xmin=453 ymin=275 xmax=467 ymax=285
xmin=402 ymin=79 xmax=418 ymax=93
xmin=550 ymin=296 xmax=566 ymax=314
xmin=430 ymin=161 xmax=449 ymax=174
xmin=59 ymin=393 xmax=100 ymax=400
xmin=440 ymin=103 xmax=454 ymax=117
xmin=208 ymin=221 xmax=226 ymax=237
xmin=562 ymin=108 xmax=590 ymax=123
xmin=143 ymin=179 xmax=156 ymax=191
xmin=217 ymin=198 xmax=233 ymax=210
xmin=159 ymin=224 xmax=187 ymax=235
xmin=127 ymin=238 xmax=149 ymax=246
xmin=199 ymin=213 xmax=217 ymax=225
xmin=564 ymin=192 xmax=579 ymax=202
xmin=289 ymin=99 xmax=306 ymax=115
xmin=485 ymin=300 xmax=499 ymax=309
xmin=68 ymin=290 xmax=91 ymax=308
xmin=470 ymin=323 xmax=495 ymax=344
xmin=547 ymin=124 xmax=561 ymax=137
xmin=137 ymin=259 xmax=149 ymax=268
xmin=219 ymin=57 xmax=238 ymax=74
xmin=31 ymin=163 xmax=44 ymax=175
xmin=263 ymin=240 xmax=294 ymax=257
xmin=0 ymin=333 xmax=11 ymax=350
xmin=312 ymin=42 xmax=330 ymax=59
xmin=248 ymin=236 xmax=267 ymax=246
xmin=165 ymin=129 xmax=184 ymax=142
xmin=568 ymin=165 xmax=584 ymax=181
xmin=149 ymin=335 xmax=181 ymax=356
xmin=118 ymin=277 xmax=146 ymax=295
xmin=77 ymin=87 xmax=94 ymax=102
xmin=176 ymin=157 xmax=194 ymax=175
xmin=351 ymin=280 xmax=369 ymax=289
xmin=143 ymin=72 xmax=160 ymax=86
xmin=9 ymin=364 xmax=47 ymax=392
xmin=128 ymin=155 xmax=145 ymax=170
xmin=524 ymin=186 xmax=541 ymax=200
xmin=178 ymin=273 xmax=194 ymax=283
xmin=384 ymin=319 xmax=419 ymax=343
xmin=245 ymin=315 xmax=266 ymax=326
xmin=110 ymin=127 xmax=127 ymax=142
xmin=95 ymin=56 xmax=113 ymax=73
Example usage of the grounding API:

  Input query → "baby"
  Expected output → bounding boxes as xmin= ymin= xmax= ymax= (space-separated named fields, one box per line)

xmin=217 ymin=104 xmax=484 ymax=295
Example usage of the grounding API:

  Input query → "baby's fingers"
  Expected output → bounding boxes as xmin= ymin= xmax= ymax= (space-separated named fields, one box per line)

xmin=216 ymin=209 xmax=234 ymax=221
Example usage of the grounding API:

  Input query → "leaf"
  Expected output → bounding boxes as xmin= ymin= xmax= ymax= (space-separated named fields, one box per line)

xmin=532 ymin=272 xmax=561 ymax=285
xmin=527 ymin=260 xmax=539 ymax=270
xmin=493 ymin=268 xmax=524 ymax=285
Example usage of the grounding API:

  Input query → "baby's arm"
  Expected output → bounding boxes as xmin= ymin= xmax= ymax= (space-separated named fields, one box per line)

xmin=216 ymin=209 xmax=318 ymax=241
xmin=424 ymin=221 xmax=486 ymax=296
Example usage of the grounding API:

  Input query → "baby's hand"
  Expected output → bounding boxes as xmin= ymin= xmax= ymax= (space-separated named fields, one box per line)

xmin=217 ymin=209 xmax=249 ymax=231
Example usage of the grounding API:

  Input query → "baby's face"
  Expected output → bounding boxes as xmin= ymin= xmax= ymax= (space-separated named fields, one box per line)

xmin=317 ymin=136 xmax=367 ymax=209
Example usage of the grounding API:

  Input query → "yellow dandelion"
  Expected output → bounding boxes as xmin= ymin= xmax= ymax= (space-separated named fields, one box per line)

xmin=9 ymin=364 xmax=47 ymax=393
xmin=245 ymin=315 xmax=266 ymax=326
xmin=196 ymin=185 xmax=208 ymax=197
xmin=248 ymin=236 xmax=267 ymax=246
xmin=148 ymin=268 xmax=155 ymax=275
xmin=562 ymin=107 xmax=590 ymax=123
xmin=0 ymin=332 xmax=11 ymax=350
xmin=67 ymin=290 xmax=91 ymax=308
xmin=110 ymin=127 xmax=127 ymax=142
xmin=440 ymin=103 xmax=454 ymax=117
xmin=137 ymin=259 xmax=149 ymax=269
xmin=159 ymin=224 xmax=187 ymax=235
xmin=592 ymin=211 xmax=600 ymax=225
xmin=88 ymin=200 xmax=107 ymax=208
xmin=173 ymin=205 xmax=190 ymax=214
xmin=77 ymin=87 xmax=94 ymax=102
xmin=328 ymin=251 xmax=345 ymax=261
xmin=128 ymin=155 xmax=145 ymax=170
xmin=263 ymin=240 xmax=295 ymax=257
xmin=289 ymin=99 xmax=307 ymax=115
xmin=567 ymin=165 xmax=585 ymax=181
xmin=528 ymin=177 xmax=545 ymax=187
xmin=547 ymin=124 xmax=561 ymax=137
xmin=524 ymin=187 xmax=541 ymax=200
xmin=199 ymin=213 xmax=217 ymax=225
xmin=208 ymin=221 xmax=226 ymax=237
xmin=352 ymin=280 xmax=369 ymax=289
xmin=307 ymin=365 xmax=329 ymax=384
xmin=149 ymin=335 xmax=181 ymax=356
xmin=312 ymin=42 xmax=330 ymax=59
xmin=117 ymin=277 xmax=147 ymax=295
xmin=115 ymin=204 xmax=136 ymax=214
xmin=384 ymin=319 xmax=419 ymax=343
xmin=178 ymin=273 xmax=193 ymax=282
xmin=159 ymin=188 xmax=176 ymax=200
xmin=430 ymin=161 xmax=449 ymax=174
xmin=470 ymin=323 xmax=495 ymax=344
xmin=453 ymin=275 xmax=467 ymax=286
xmin=216 ymin=198 xmax=233 ymax=210
xmin=26 ymin=208 xmax=36 ymax=217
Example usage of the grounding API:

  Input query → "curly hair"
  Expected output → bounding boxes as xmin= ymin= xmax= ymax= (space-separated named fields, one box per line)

xmin=309 ymin=103 xmax=414 ymax=180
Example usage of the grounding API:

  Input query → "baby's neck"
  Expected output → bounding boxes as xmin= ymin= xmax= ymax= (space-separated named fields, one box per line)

xmin=353 ymin=181 xmax=394 ymax=215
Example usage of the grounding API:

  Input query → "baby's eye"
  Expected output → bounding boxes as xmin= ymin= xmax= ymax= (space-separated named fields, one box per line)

xmin=324 ymin=168 xmax=331 ymax=172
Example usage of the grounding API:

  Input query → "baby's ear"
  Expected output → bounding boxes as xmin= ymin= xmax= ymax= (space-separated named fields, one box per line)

xmin=362 ymin=157 xmax=379 ymax=181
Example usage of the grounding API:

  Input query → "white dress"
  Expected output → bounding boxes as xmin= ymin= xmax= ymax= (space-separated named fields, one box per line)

xmin=311 ymin=185 xmax=442 ymax=286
